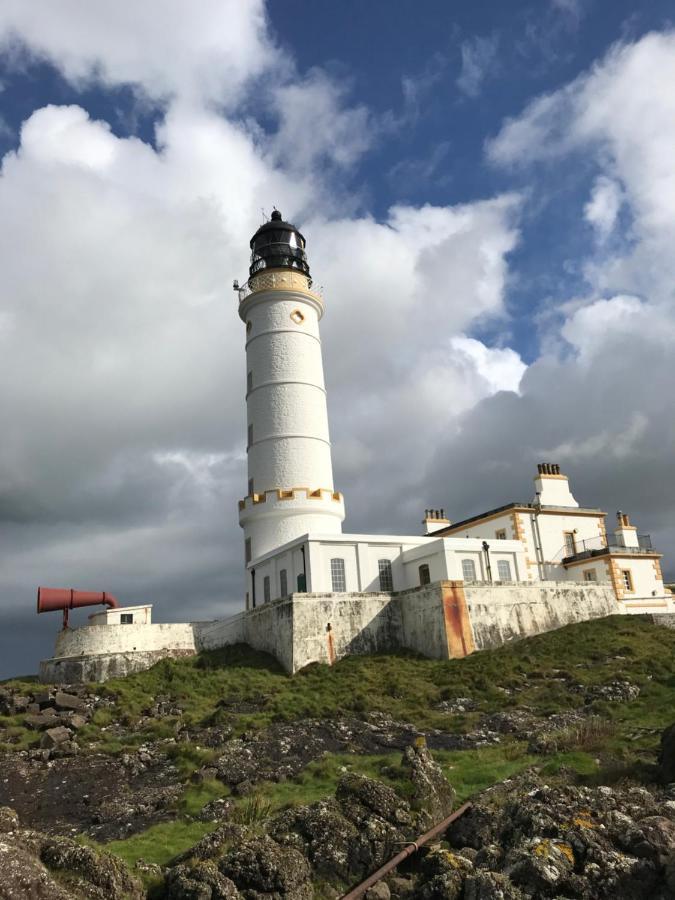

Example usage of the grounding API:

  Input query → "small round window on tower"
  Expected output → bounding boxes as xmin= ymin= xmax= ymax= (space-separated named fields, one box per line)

xmin=290 ymin=309 xmax=305 ymax=324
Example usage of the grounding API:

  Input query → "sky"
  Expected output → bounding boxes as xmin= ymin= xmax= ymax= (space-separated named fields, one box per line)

xmin=1 ymin=0 xmax=674 ymax=678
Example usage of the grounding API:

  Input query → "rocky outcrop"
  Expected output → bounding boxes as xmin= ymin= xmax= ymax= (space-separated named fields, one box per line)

xmin=402 ymin=738 xmax=455 ymax=827
xmin=0 ymin=805 xmax=143 ymax=900
xmin=432 ymin=776 xmax=675 ymax=899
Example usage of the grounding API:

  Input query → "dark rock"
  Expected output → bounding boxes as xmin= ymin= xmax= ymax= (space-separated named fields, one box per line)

xmin=54 ymin=691 xmax=86 ymax=712
xmin=270 ymin=799 xmax=360 ymax=881
xmin=0 ymin=806 xmax=19 ymax=833
xmin=219 ymin=834 xmax=312 ymax=898
xmin=173 ymin=824 xmax=252 ymax=864
xmin=415 ymin=847 xmax=472 ymax=899
xmin=401 ymin=739 xmax=455 ymax=826
xmin=365 ymin=881 xmax=391 ymax=900
xmin=24 ymin=713 xmax=62 ymax=731
xmin=198 ymin=798 xmax=234 ymax=822
xmin=40 ymin=726 xmax=72 ymax=749
xmin=32 ymin=692 xmax=55 ymax=710
xmin=659 ymin=722 xmax=675 ymax=783
xmin=41 ymin=836 xmax=145 ymax=898
xmin=165 ymin=860 xmax=241 ymax=899
xmin=463 ymin=871 xmax=525 ymax=899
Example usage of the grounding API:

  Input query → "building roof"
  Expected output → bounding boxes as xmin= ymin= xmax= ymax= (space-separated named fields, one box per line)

xmin=429 ymin=501 xmax=606 ymax=535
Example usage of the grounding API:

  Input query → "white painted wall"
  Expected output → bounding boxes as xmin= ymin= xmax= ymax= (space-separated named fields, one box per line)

xmin=532 ymin=474 xmax=579 ymax=507
xmin=53 ymin=623 xmax=197 ymax=658
xmin=238 ymin=280 xmax=345 ymax=577
xmin=89 ymin=604 xmax=152 ymax=625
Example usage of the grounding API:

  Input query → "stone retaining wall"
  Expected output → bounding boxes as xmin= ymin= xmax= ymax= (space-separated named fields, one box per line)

xmin=39 ymin=580 xmax=624 ymax=681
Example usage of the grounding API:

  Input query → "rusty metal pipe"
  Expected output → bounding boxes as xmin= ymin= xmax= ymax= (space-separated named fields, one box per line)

xmin=37 ymin=587 xmax=120 ymax=613
xmin=340 ymin=801 xmax=472 ymax=900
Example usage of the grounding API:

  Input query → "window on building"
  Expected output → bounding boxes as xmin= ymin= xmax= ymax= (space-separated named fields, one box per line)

xmin=247 ymin=370 xmax=253 ymax=393
xmin=564 ymin=532 xmax=577 ymax=556
xmin=497 ymin=560 xmax=512 ymax=581
xmin=263 ymin=575 xmax=271 ymax=603
xmin=583 ymin=569 xmax=597 ymax=582
xmin=330 ymin=558 xmax=346 ymax=592
xmin=245 ymin=538 xmax=252 ymax=564
xmin=248 ymin=478 xmax=254 ymax=497
xmin=419 ymin=564 xmax=431 ymax=586
xmin=248 ymin=424 xmax=253 ymax=448
xmin=495 ymin=529 xmax=507 ymax=540
xmin=120 ymin=613 xmax=133 ymax=624
xmin=461 ymin=559 xmax=477 ymax=582
xmin=378 ymin=559 xmax=394 ymax=591
xmin=297 ymin=572 xmax=307 ymax=592
xmin=621 ymin=569 xmax=634 ymax=592
xmin=280 ymin=568 xmax=288 ymax=597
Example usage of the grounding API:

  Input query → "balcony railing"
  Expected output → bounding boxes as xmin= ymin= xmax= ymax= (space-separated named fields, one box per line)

xmin=562 ymin=533 xmax=654 ymax=563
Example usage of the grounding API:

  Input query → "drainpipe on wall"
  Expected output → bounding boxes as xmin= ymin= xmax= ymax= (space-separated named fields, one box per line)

xmin=532 ymin=494 xmax=546 ymax=580
xmin=251 ymin=568 xmax=256 ymax=608
xmin=482 ymin=541 xmax=493 ymax=583
xmin=298 ymin=545 xmax=307 ymax=592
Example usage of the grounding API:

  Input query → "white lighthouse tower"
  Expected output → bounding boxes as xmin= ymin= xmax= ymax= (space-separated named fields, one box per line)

xmin=237 ymin=210 xmax=345 ymax=606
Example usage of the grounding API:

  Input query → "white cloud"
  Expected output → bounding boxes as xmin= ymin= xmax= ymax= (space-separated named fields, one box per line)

xmin=584 ymin=175 xmax=622 ymax=240
xmin=0 ymin=2 xmax=524 ymax=676
xmin=421 ymin=30 xmax=675 ymax=568
xmin=0 ymin=0 xmax=278 ymax=105
xmin=457 ymin=34 xmax=499 ymax=98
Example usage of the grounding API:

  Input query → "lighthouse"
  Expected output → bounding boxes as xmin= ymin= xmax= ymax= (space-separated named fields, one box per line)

xmin=237 ymin=211 xmax=345 ymax=606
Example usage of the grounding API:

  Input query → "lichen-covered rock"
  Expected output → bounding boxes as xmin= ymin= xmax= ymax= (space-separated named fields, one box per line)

xmin=165 ymin=860 xmax=241 ymax=899
xmin=40 ymin=837 xmax=145 ymax=898
xmin=0 ymin=806 xmax=19 ymax=834
xmin=270 ymin=799 xmax=359 ymax=881
xmin=173 ymin=824 xmax=252 ymax=864
xmin=462 ymin=871 xmax=525 ymax=899
xmin=443 ymin=776 xmax=673 ymax=899
xmin=414 ymin=848 xmax=472 ymax=899
xmin=218 ymin=834 xmax=312 ymax=899
xmin=0 ymin=808 xmax=143 ymax=899
xmin=401 ymin=739 xmax=455 ymax=826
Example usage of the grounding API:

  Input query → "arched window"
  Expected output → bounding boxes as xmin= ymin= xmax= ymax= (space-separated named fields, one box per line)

xmin=378 ymin=559 xmax=394 ymax=592
xmin=263 ymin=575 xmax=271 ymax=603
xmin=279 ymin=569 xmax=288 ymax=597
xmin=330 ymin=558 xmax=346 ymax=592
xmin=461 ymin=559 xmax=477 ymax=582
xmin=497 ymin=560 xmax=512 ymax=582
xmin=419 ymin=564 xmax=431 ymax=586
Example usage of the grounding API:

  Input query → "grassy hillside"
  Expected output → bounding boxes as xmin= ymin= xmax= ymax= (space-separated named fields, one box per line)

xmin=2 ymin=614 xmax=674 ymax=882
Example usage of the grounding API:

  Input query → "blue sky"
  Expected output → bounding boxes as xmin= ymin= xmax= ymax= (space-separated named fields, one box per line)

xmin=1 ymin=1 xmax=674 ymax=677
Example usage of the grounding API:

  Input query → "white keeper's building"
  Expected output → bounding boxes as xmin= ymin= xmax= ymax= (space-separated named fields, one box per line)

xmin=236 ymin=211 xmax=670 ymax=615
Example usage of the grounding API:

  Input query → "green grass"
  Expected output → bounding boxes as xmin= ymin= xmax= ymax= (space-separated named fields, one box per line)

xmin=95 ymin=820 xmax=217 ymax=868
xmin=434 ymin=744 xmax=537 ymax=802
xmin=179 ymin=779 xmax=229 ymax=816
xmin=100 ymin=617 xmax=675 ymax=730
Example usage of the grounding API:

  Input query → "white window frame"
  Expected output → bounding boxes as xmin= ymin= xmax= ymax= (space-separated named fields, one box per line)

xmin=378 ymin=559 xmax=394 ymax=592
xmin=497 ymin=559 xmax=512 ymax=582
xmin=330 ymin=558 xmax=346 ymax=592
xmin=461 ymin=559 xmax=477 ymax=582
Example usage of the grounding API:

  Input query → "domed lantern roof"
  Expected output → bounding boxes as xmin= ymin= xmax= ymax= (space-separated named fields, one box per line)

xmin=249 ymin=209 xmax=310 ymax=279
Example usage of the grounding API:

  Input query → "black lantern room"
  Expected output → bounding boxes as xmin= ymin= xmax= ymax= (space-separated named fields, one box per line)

xmin=249 ymin=210 xmax=310 ymax=279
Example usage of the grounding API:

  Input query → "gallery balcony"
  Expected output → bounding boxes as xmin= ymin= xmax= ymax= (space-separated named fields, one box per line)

xmin=562 ymin=533 xmax=654 ymax=564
